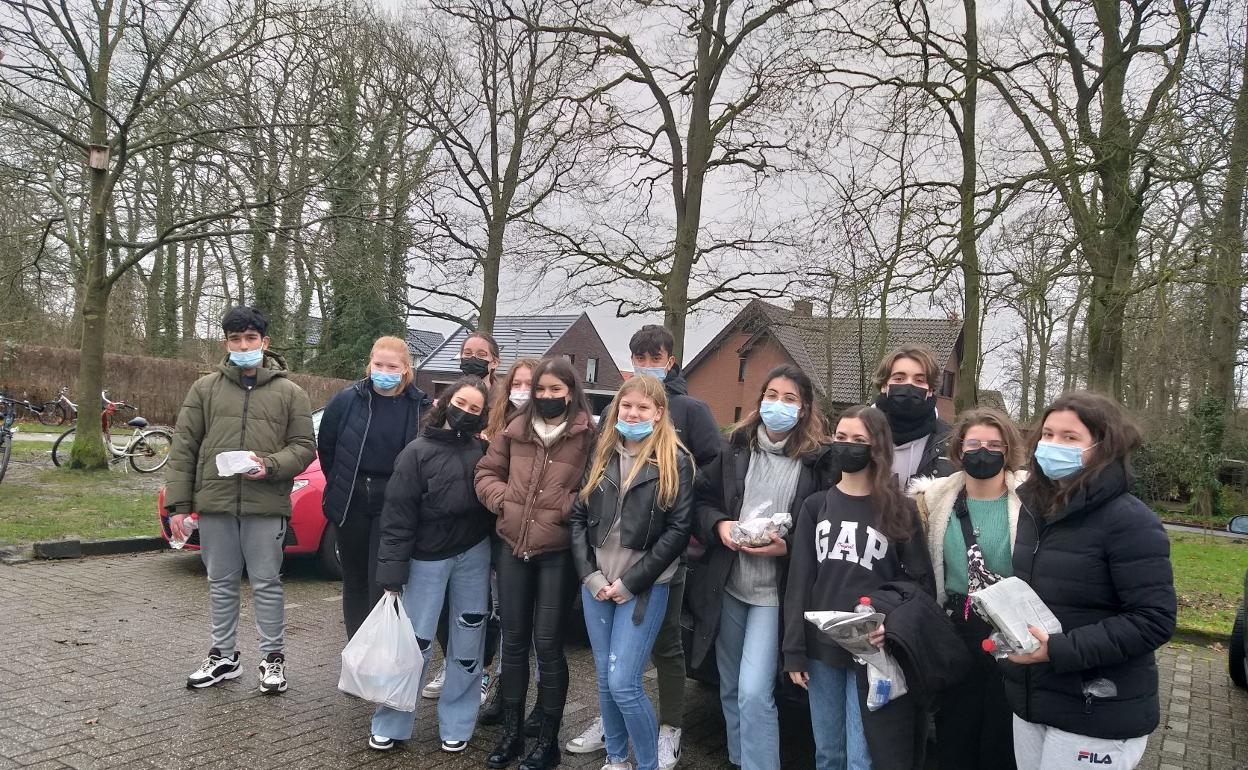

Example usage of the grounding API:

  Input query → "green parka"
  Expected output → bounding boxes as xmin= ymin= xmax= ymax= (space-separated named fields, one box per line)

xmin=164 ymin=351 xmax=316 ymax=517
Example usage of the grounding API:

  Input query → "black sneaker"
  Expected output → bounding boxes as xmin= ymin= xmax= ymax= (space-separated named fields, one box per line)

xmin=186 ymin=648 xmax=241 ymax=689
xmin=369 ymin=734 xmax=395 ymax=751
xmin=441 ymin=739 xmax=468 ymax=753
xmin=258 ymin=652 xmax=287 ymax=694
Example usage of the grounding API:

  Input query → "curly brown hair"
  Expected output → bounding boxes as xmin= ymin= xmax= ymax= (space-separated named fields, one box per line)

xmin=727 ymin=364 xmax=829 ymax=458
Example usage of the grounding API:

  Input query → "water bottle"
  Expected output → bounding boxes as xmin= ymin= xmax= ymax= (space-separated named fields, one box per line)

xmin=865 ymin=671 xmax=892 ymax=710
xmin=852 ymin=597 xmax=875 ymax=665
xmin=981 ymin=632 xmax=1021 ymax=659
xmin=170 ymin=513 xmax=198 ymax=550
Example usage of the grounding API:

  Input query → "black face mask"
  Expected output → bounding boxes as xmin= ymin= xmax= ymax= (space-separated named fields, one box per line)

xmin=879 ymin=383 xmax=932 ymax=418
xmin=962 ymin=447 xmax=1005 ymax=480
xmin=535 ymin=396 xmax=568 ymax=420
xmin=830 ymin=441 xmax=872 ymax=473
xmin=460 ymin=357 xmax=491 ymax=378
xmin=446 ymin=404 xmax=482 ymax=435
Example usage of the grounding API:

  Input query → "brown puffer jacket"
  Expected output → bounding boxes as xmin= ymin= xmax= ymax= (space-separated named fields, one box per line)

xmin=474 ymin=411 xmax=595 ymax=559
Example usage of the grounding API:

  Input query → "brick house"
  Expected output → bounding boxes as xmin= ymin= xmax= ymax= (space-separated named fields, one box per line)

xmin=683 ymin=299 xmax=965 ymax=426
xmin=415 ymin=312 xmax=624 ymax=411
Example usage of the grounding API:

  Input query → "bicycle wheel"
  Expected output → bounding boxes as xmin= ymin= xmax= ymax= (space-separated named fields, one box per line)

xmin=129 ymin=428 xmax=172 ymax=473
xmin=51 ymin=428 xmax=75 ymax=467
xmin=0 ymin=431 xmax=11 ymax=484
xmin=37 ymin=402 xmax=67 ymax=426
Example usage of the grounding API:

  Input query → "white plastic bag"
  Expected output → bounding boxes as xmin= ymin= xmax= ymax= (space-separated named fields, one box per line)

xmin=730 ymin=500 xmax=793 ymax=547
xmin=969 ymin=576 xmax=1063 ymax=655
xmin=215 ymin=450 xmax=261 ymax=477
xmin=863 ymin=652 xmax=908 ymax=711
xmin=338 ymin=593 xmax=424 ymax=712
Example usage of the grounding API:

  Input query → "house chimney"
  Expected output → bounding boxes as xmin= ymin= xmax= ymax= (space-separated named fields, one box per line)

xmin=793 ymin=299 xmax=813 ymax=318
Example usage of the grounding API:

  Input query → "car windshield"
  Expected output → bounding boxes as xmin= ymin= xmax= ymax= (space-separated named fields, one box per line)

xmin=311 ymin=408 xmax=323 ymax=440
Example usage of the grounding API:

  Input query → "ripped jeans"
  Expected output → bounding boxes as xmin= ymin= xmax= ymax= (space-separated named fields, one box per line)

xmin=371 ymin=538 xmax=490 ymax=742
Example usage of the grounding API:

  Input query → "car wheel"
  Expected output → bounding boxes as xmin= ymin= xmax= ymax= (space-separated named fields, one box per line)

xmin=317 ymin=523 xmax=342 ymax=581
xmin=1231 ymin=601 xmax=1247 ymax=689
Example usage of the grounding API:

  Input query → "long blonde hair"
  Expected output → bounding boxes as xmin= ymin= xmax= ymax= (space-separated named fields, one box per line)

xmin=362 ymin=336 xmax=414 ymax=391
xmin=581 ymin=375 xmax=686 ymax=509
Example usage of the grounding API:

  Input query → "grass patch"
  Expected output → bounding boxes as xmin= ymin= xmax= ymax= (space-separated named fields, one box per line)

xmin=1170 ymin=531 xmax=1247 ymax=640
xmin=0 ymin=467 xmax=158 ymax=544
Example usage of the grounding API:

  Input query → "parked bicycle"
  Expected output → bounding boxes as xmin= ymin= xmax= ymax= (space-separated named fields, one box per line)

xmin=22 ymin=386 xmax=76 ymax=426
xmin=0 ymin=396 xmax=17 ymax=484
xmin=51 ymin=393 xmax=173 ymax=473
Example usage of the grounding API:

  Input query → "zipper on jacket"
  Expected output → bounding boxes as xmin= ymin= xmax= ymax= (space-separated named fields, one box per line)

xmin=340 ymin=389 xmax=374 ymax=526
xmin=236 ymin=385 xmax=252 ymax=517
xmin=518 ymin=444 xmax=550 ymax=561
xmin=595 ymin=474 xmax=621 ymax=548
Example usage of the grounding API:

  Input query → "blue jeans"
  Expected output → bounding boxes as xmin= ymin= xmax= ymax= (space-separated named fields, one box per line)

xmin=581 ymin=583 xmax=670 ymax=770
xmin=371 ymin=539 xmax=490 ymax=742
xmin=807 ymin=659 xmax=871 ymax=770
xmin=714 ymin=594 xmax=780 ymax=770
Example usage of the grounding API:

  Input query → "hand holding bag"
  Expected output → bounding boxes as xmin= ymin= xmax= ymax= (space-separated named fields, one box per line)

xmin=338 ymin=593 xmax=424 ymax=712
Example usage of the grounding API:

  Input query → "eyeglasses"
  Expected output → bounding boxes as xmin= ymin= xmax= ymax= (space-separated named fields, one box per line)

xmin=762 ymin=391 xmax=801 ymax=405
xmin=961 ymin=439 xmax=1006 ymax=452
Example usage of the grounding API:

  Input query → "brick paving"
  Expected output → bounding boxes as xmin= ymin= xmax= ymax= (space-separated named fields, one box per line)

xmin=0 ymin=551 xmax=1244 ymax=770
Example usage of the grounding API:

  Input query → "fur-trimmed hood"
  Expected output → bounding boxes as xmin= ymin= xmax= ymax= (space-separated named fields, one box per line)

xmin=908 ymin=469 xmax=1028 ymax=605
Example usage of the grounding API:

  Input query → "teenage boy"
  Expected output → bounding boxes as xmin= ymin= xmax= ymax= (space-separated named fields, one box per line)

xmin=166 ymin=306 xmax=316 ymax=693
xmin=872 ymin=344 xmax=954 ymax=487
xmin=564 ymin=324 xmax=722 ymax=770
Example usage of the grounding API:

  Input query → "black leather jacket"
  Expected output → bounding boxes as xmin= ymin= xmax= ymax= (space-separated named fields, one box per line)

xmin=569 ymin=449 xmax=694 ymax=597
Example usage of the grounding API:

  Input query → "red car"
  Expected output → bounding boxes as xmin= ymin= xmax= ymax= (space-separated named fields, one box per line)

xmin=156 ymin=409 xmax=341 ymax=578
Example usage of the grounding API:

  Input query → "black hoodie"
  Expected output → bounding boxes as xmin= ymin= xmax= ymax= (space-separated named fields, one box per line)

xmin=662 ymin=363 xmax=723 ymax=467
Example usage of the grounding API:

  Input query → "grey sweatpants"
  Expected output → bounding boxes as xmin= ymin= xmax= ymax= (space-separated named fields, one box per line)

xmin=1013 ymin=716 xmax=1147 ymax=770
xmin=198 ymin=513 xmax=286 ymax=656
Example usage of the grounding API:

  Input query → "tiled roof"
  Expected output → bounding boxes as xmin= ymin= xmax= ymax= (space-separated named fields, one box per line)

xmin=405 ymin=328 xmax=445 ymax=360
xmin=979 ymin=389 xmax=1008 ymax=413
xmin=689 ymin=300 xmax=963 ymax=404
xmin=305 ymin=317 xmax=444 ymax=361
xmin=417 ymin=314 xmax=584 ymax=373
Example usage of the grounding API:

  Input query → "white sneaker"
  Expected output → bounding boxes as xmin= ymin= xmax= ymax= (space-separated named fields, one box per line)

xmin=421 ymin=665 xmax=446 ymax=699
xmin=657 ymin=725 xmax=681 ymax=770
xmin=480 ymin=671 xmax=495 ymax=704
xmin=565 ymin=715 xmax=606 ymax=754
xmin=601 ymin=762 xmax=634 ymax=770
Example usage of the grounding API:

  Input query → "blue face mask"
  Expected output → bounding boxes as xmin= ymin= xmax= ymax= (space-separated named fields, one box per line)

xmin=759 ymin=400 xmax=800 ymax=432
xmin=634 ymin=366 xmax=668 ymax=381
xmin=616 ymin=419 xmax=654 ymax=441
xmin=1034 ymin=441 xmax=1094 ymax=480
xmin=229 ymin=348 xmax=264 ymax=369
xmin=371 ymin=370 xmax=402 ymax=391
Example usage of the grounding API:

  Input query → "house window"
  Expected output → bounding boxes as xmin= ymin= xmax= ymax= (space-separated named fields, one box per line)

xmin=940 ymin=371 xmax=955 ymax=398
xmin=563 ymin=353 xmax=575 ymax=364
xmin=737 ymin=357 xmax=747 ymax=383
xmin=586 ymin=358 xmax=599 ymax=383
xmin=734 ymin=406 xmax=742 ymax=422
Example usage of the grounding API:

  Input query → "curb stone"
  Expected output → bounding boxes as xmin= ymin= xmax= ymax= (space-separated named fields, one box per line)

xmin=30 ymin=535 xmax=166 ymax=560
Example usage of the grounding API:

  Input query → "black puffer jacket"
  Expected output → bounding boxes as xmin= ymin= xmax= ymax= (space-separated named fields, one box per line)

xmin=1002 ymin=461 xmax=1176 ymax=739
xmin=662 ymin=364 xmax=723 ymax=467
xmin=375 ymin=426 xmax=493 ymax=590
xmin=914 ymin=419 xmax=954 ymax=479
xmin=569 ymin=450 xmax=695 ymax=597
xmin=688 ymin=429 xmax=837 ymax=670
xmin=318 ymin=380 xmax=431 ymax=525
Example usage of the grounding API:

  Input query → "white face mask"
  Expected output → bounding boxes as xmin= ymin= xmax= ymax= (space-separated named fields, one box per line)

xmin=509 ymin=389 xmax=530 ymax=408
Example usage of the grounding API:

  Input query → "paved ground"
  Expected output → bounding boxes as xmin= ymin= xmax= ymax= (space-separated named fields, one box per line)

xmin=1 ymin=552 xmax=1245 ymax=770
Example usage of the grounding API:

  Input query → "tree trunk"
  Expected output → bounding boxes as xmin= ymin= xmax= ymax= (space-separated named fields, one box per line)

xmin=1209 ymin=15 xmax=1248 ymax=410
xmin=479 ymin=216 xmax=505 ymax=334
xmin=954 ymin=0 xmax=980 ymax=414
xmin=71 ymin=160 xmax=113 ymax=470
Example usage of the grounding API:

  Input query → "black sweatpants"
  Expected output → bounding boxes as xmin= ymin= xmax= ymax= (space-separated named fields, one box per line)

xmin=858 ymin=668 xmax=927 ymax=770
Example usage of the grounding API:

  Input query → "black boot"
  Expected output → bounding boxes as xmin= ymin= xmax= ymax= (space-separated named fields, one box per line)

xmin=522 ymin=702 xmax=543 ymax=737
xmin=518 ymin=712 xmax=561 ymax=770
xmin=486 ymin=702 xmax=526 ymax=769
xmin=480 ymin=679 xmax=504 ymax=725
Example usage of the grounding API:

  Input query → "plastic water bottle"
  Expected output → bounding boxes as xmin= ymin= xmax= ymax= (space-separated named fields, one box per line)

xmin=170 ymin=514 xmax=198 ymax=550
xmin=865 ymin=671 xmax=892 ymax=710
xmin=981 ymin=632 xmax=1021 ymax=659
xmin=854 ymin=596 xmax=874 ymax=615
